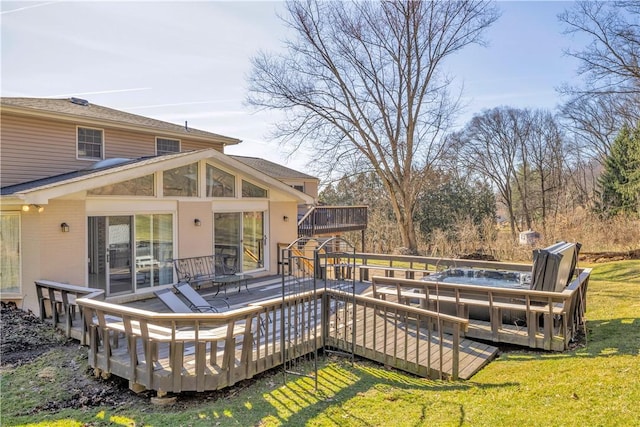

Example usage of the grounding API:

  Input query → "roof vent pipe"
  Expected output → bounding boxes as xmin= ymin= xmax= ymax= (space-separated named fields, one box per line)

xmin=69 ymin=97 xmax=89 ymax=106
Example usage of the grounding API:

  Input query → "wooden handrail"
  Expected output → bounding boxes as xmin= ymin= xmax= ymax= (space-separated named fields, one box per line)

xmin=349 ymin=253 xmax=533 ymax=272
xmin=371 ymin=267 xmax=591 ymax=351
xmin=298 ymin=205 xmax=368 ymax=236
xmin=77 ymin=297 xmax=262 ymax=320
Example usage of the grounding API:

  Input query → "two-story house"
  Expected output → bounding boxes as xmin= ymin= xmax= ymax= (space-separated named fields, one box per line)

xmin=0 ymin=97 xmax=315 ymax=312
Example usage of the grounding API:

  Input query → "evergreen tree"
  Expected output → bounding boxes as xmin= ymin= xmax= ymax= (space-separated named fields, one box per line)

xmin=596 ymin=123 xmax=640 ymax=217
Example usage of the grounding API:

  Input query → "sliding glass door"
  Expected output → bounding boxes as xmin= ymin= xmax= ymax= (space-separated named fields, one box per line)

xmin=88 ymin=214 xmax=173 ymax=295
xmin=214 ymin=211 xmax=265 ymax=274
xmin=88 ymin=216 xmax=134 ymax=295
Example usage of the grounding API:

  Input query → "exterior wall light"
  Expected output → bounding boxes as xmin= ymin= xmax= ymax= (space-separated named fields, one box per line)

xmin=22 ymin=204 xmax=45 ymax=213
xmin=283 ymin=216 xmax=289 ymax=222
xmin=194 ymin=218 xmax=201 ymax=226
xmin=60 ymin=222 xmax=70 ymax=232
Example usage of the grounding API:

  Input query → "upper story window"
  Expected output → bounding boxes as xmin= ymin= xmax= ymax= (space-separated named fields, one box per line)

xmin=163 ymin=163 xmax=198 ymax=197
xmin=242 ymin=180 xmax=267 ymax=198
xmin=292 ymin=184 xmax=305 ymax=192
xmin=77 ymin=126 xmax=103 ymax=160
xmin=206 ymin=164 xmax=235 ymax=197
xmin=156 ymin=137 xmax=180 ymax=155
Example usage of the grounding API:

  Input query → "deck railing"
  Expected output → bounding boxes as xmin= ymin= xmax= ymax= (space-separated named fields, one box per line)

xmin=371 ymin=268 xmax=590 ymax=351
xmin=324 ymin=289 xmax=469 ymax=380
xmin=35 ymin=280 xmax=104 ymax=343
xmin=35 ymin=280 xmax=472 ymax=393
xmin=33 ymin=254 xmax=590 ymax=394
xmin=298 ymin=205 xmax=368 ymax=237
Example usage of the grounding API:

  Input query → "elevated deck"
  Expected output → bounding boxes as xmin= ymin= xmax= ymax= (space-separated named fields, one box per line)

xmin=36 ymin=277 xmax=498 ymax=394
xmin=34 ymin=255 xmax=588 ymax=395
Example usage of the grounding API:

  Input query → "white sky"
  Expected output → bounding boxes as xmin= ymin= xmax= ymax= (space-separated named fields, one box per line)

xmin=1 ymin=1 xmax=586 ymax=175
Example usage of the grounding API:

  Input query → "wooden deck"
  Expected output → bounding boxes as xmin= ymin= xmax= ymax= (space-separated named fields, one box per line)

xmin=36 ymin=276 xmax=499 ymax=394
xmin=326 ymin=299 xmax=497 ymax=380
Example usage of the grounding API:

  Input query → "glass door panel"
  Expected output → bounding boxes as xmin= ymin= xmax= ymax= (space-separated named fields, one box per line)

xmin=135 ymin=214 xmax=174 ymax=288
xmin=154 ymin=214 xmax=174 ymax=285
xmin=0 ymin=214 xmax=21 ymax=294
xmin=214 ymin=212 xmax=241 ymax=273
xmin=242 ymin=211 xmax=264 ymax=271
xmin=87 ymin=216 xmax=107 ymax=291
xmin=107 ymin=216 xmax=133 ymax=294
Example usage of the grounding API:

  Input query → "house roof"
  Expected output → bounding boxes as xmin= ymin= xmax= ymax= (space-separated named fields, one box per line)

xmin=231 ymin=155 xmax=317 ymax=181
xmin=1 ymin=149 xmax=315 ymax=205
xmin=0 ymin=154 xmax=183 ymax=196
xmin=0 ymin=97 xmax=241 ymax=145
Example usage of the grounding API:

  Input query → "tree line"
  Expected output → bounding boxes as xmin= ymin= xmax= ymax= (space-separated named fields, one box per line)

xmin=248 ymin=1 xmax=640 ymax=254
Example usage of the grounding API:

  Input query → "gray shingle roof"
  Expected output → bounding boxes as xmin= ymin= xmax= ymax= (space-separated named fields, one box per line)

xmin=0 ymin=97 xmax=240 ymax=144
xmin=230 ymin=155 xmax=317 ymax=181
xmin=1 ymin=152 xmax=192 ymax=195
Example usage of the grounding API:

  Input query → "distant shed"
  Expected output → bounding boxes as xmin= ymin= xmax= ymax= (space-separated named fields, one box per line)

xmin=519 ymin=230 xmax=540 ymax=245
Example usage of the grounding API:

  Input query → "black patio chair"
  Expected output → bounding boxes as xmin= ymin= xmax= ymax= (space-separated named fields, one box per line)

xmin=174 ymin=282 xmax=230 ymax=312
xmin=155 ymin=288 xmax=217 ymax=313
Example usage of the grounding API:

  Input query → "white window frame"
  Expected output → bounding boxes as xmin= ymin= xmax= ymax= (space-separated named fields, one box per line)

xmin=205 ymin=162 xmax=237 ymax=198
xmin=155 ymin=137 xmax=181 ymax=155
xmin=76 ymin=126 xmax=104 ymax=160
xmin=241 ymin=179 xmax=268 ymax=199
xmin=0 ymin=212 xmax=22 ymax=296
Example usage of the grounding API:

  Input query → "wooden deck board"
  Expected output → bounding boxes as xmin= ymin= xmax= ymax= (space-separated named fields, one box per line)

xmin=51 ymin=278 xmax=499 ymax=393
xmin=329 ymin=304 xmax=497 ymax=380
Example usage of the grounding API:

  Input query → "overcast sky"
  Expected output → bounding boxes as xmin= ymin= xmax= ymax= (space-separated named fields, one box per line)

xmin=1 ymin=1 xmax=586 ymax=174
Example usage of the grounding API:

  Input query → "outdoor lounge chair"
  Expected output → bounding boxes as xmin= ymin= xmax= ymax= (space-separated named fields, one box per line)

xmin=174 ymin=282 xmax=230 ymax=311
xmin=155 ymin=288 xmax=218 ymax=313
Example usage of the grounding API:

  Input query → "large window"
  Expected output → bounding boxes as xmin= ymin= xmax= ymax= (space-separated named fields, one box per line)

xmin=156 ymin=138 xmax=180 ymax=155
xmin=242 ymin=180 xmax=267 ymax=198
xmin=0 ymin=213 xmax=20 ymax=294
xmin=87 ymin=175 xmax=155 ymax=196
xmin=206 ymin=164 xmax=235 ymax=197
xmin=163 ymin=163 xmax=198 ymax=197
xmin=77 ymin=127 xmax=103 ymax=160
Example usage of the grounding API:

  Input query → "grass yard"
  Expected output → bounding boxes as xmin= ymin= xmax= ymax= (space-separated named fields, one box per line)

xmin=1 ymin=260 xmax=638 ymax=426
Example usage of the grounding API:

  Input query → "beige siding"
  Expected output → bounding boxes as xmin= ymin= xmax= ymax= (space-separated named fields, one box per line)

xmin=177 ymin=201 xmax=213 ymax=258
xmin=17 ymin=200 xmax=87 ymax=312
xmin=181 ymin=139 xmax=225 ymax=152
xmin=304 ymin=180 xmax=319 ymax=199
xmin=1 ymin=113 xmax=226 ymax=187
xmin=1 ymin=113 xmax=81 ymax=186
xmin=19 ymin=211 xmax=42 ymax=311
xmin=268 ymin=201 xmax=298 ymax=272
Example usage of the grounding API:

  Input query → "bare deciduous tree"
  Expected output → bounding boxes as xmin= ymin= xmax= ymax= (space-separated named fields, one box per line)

xmin=452 ymin=107 xmax=522 ymax=240
xmin=454 ymin=107 xmax=567 ymax=239
xmin=559 ymin=1 xmax=640 ymax=160
xmin=526 ymin=110 xmax=566 ymax=233
xmin=247 ymin=0 xmax=499 ymax=253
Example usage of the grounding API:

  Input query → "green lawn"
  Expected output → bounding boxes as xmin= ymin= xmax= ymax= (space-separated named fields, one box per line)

xmin=2 ymin=261 xmax=639 ymax=426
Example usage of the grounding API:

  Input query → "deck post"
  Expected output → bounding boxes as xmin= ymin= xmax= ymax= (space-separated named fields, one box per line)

xmin=452 ymin=325 xmax=460 ymax=380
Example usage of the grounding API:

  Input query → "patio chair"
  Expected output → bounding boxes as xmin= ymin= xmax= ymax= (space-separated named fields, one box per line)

xmin=155 ymin=288 xmax=217 ymax=313
xmin=174 ymin=282 xmax=230 ymax=312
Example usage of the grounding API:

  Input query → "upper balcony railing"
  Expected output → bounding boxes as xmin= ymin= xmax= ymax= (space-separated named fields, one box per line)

xmin=297 ymin=205 xmax=368 ymax=237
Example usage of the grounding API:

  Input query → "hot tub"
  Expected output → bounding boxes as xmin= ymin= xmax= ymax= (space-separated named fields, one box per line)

xmin=427 ymin=268 xmax=531 ymax=290
xmin=423 ymin=268 xmax=532 ymax=324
